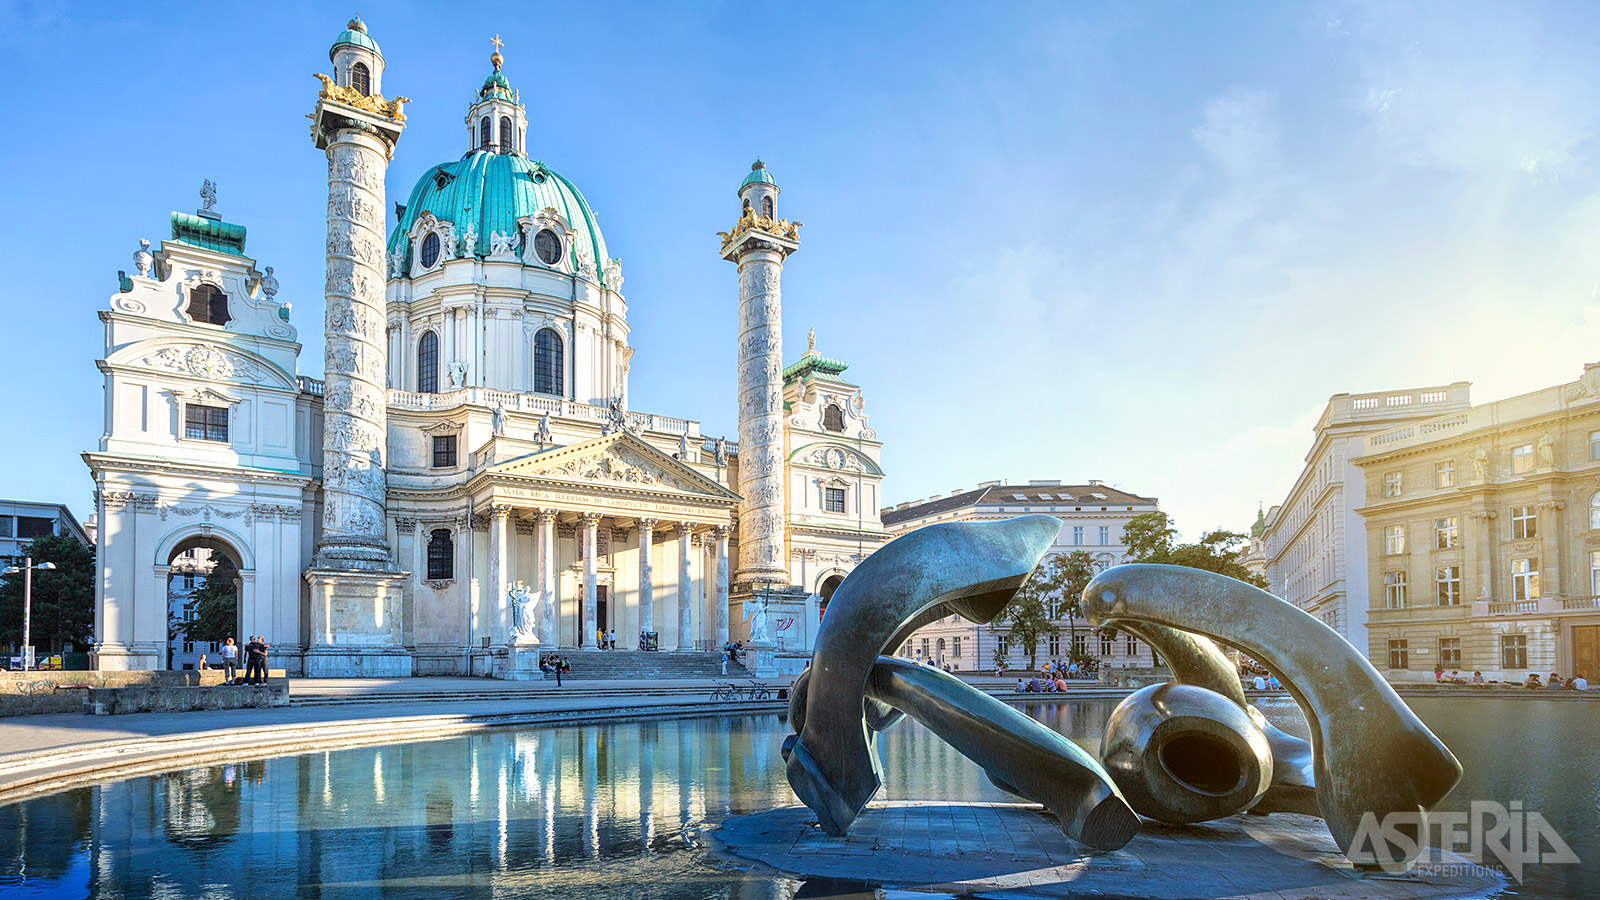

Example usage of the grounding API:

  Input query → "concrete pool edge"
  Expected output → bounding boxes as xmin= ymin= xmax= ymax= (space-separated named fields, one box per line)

xmin=0 ymin=699 xmax=788 ymax=807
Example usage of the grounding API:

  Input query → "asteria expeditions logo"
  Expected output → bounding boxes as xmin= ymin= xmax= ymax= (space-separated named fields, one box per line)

xmin=1350 ymin=800 xmax=1580 ymax=883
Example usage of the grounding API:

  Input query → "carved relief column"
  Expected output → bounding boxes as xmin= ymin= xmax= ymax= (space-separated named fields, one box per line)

xmin=535 ymin=510 xmax=557 ymax=647
xmin=489 ymin=505 xmax=511 ymax=645
xmin=720 ymin=163 xmax=799 ymax=590
xmin=676 ymin=523 xmax=694 ymax=651
xmin=581 ymin=513 xmax=601 ymax=648
xmin=637 ymin=518 xmax=657 ymax=638
xmin=310 ymin=74 xmax=405 ymax=571
xmin=713 ymin=525 xmax=731 ymax=648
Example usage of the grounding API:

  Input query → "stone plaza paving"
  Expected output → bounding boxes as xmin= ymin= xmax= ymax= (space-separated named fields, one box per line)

xmin=713 ymin=801 xmax=1507 ymax=899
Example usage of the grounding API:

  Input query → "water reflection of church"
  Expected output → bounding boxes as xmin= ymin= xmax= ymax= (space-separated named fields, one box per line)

xmin=85 ymin=19 xmax=887 ymax=676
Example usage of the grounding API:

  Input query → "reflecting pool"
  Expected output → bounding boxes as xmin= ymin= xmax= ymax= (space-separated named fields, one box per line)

xmin=2 ymin=697 xmax=1594 ymax=899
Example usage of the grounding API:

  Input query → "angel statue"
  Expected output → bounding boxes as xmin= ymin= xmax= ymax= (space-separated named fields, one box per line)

xmin=447 ymin=359 xmax=469 ymax=389
xmin=509 ymin=583 xmax=540 ymax=644
xmin=200 ymin=179 xmax=218 ymax=212
xmin=535 ymin=412 xmax=553 ymax=445
xmin=743 ymin=598 xmax=771 ymax=643
xmin=462 ymin=222 xmax=479 ymax=257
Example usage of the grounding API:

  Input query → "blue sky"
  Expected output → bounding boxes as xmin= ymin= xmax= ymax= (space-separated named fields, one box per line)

xmin=3 ymin=1 xmax=1600 ymax=540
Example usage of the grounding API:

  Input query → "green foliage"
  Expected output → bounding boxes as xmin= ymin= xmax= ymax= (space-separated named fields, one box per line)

xmin=0 ymin=534 xmax=96 ymax=653
xmin=178 ymin=562 xmax=239 ymax=644
xmin=996 ymin=562 xmax=1061 ymax=671
xmin=1121 ymin=511 xmax=1266 ymax=588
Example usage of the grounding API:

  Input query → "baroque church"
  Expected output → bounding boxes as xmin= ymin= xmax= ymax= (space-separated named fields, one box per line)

xmin=84 ymin=20 xmax=888 ymax=677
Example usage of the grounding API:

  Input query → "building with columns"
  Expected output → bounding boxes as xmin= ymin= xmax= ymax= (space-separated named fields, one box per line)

xmin=1354 ymin=363 xmax=1600 ymax=684
xmin=84 ymin=21 xmax=886 ymax=676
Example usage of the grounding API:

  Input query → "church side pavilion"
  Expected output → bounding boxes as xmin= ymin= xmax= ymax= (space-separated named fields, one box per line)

xmin=85 ymin=21 xmax=888 ymax=677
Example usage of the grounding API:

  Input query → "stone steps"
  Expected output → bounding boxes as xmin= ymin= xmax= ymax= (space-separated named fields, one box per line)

xmin=548 ymin=651 xmax=751 ymax=680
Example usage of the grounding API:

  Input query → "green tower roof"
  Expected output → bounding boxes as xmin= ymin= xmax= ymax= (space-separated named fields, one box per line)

xmin=740 ymin=159 xmax=777 ymax=190
xmin=171 ymin=212 xmax=247 ymax=256
xmin=330 ymin=17 xmax=382 ymax=61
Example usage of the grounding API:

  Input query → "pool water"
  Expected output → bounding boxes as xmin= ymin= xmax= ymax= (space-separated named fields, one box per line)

xmin=1 ymin=696 xmax=1593 ymax=899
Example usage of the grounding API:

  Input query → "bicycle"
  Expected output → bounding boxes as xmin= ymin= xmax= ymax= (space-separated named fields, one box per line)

xmin=709 ymin=681 xmax=743 ymax=702
xmin=747 ymin=681 xmax=772 ymax=700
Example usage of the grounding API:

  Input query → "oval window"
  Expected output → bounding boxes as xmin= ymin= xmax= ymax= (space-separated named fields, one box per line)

xmin=534 ymin=229 xmax=562 ymax=266
xmin=420 ymin=232 xmax=441 ymax=268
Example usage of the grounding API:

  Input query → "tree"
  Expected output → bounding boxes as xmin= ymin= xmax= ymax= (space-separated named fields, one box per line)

xmin=1122 ymin=511 xmax=1266 ymax=589
xmin=0 ymin=533 xmax=96 ymax=654
xmin=995 ymin=563 xmax=1061 ymax=671
xmin=1052 ymin=551 xmax=1098 ymax=669
xmin=178 ymin=558 xmax=239 ymax=644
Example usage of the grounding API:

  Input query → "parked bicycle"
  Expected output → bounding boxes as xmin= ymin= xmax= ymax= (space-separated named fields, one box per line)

xmin=747 ymin=681 xmax=772 ymax=700
xmin=710 ymin=681 xmax=743 ymax=702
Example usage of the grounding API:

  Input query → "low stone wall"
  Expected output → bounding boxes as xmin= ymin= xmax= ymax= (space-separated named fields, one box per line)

xmin=86 ymin=678 xmax=291 ymax=716
xmin=1097 ymin=666 xmax=1172 ymax=689
xmin=0 ymin=670 xmax=287 ymax=717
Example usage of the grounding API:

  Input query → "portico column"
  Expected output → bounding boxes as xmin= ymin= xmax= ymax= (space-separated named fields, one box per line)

xmin=534 ymin=510 xmax=556 ymax=647
xmin=637 ymin=518 xmax=657 ymax=639
xmin=581 ymin=513 xmax=601 ymax=648
xmin=676 ymin=523 xmax=694 ymax=651
xmin=1470 ymin=510 xmax=1496 ymax=599
xmin=713 ymin=525 xmax=731 ymax=649
xmin=1541 ymin=500 xmax=1565 ymax=597
xmin=489 ymin=505 xmax=510 ymax=645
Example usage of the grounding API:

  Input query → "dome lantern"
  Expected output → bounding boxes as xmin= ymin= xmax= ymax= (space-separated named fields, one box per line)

xmin=465 ymin=34 xmax=526 ymax=156
xmin=329 ymin=16 xmax=383 ymax=97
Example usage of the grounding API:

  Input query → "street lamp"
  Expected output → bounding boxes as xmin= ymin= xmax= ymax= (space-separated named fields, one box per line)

xmin=3 ymin=558 xmax=56 ymax=671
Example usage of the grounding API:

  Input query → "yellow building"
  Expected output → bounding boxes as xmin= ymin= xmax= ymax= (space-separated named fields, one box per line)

xmin=1355 ymin=363 xmax=1600 ymax=684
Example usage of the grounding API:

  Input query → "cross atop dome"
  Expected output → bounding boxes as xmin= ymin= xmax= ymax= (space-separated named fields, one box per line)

xmin=490 ymin=34 xmax=504 ymax=71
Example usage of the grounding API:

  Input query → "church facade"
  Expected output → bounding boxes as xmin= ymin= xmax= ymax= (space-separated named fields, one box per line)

xmin=84 ymin=20 xmax=888 ymax=677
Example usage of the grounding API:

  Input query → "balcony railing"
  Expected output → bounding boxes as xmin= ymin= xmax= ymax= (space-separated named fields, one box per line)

xmin=1486 ymin=599 xmax=1539 ymax=616
xmin=1561 ymin=596 xmax=1600 ymax=612
xmin=297 ymin=376 xmax=325 ymax=396
xmin=385 ymin=388 xmax=701 ymax=436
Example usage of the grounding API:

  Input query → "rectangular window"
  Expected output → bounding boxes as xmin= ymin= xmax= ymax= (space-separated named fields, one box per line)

xmin=15 ymin=516 xmax=54 ymax=540
xmin=1072 ymin=526 xmax=1083 ymax=545
xmin=1384 ymin=524 xmax=1406 ymax=555
xmin=920 ymin=637 xmax=929 ymax=658
xmin=1073 ymin=633 xmax=1087 ymax=657
xmin=823 ymin=487 xmax=846 ymax=514
xmin=1501 ymin=634 xmax=1528 ymax=669
xmin=952 ymin=637 xmax=961 ymax=658
xmin=1592 ymin=550 xmax=1600 ymax=597
xmin=1098 ymin=526 xmax=1110 ymax=545
xmin=1384 ymin=471 xmax=1403 ymax=497
xmin=1434 ymin=517 xmax=1459 ymax=549
xmin=432 ymin=435 xmax=457 ymax=468
xmin=183 ymin=573 xmax=196 ymax=590
xmin=1048 ymin=634 xmax=1060 ymax=656
xmin=0 ymin=517 xmax=11 ymax=538
xmin=1511 ymin=506 xmax=1538 ymax=540
xmin=1512 ymin=558 xmax=1540 ymax=600
xmin=1435 ymin=566 xmax=1461 ymax=606
xmin=1384 ymin=571 xmax=1408 ymax=609
xmin=1436 ymin=460 xmax=1455 ymax=488
xmin=1100 ymin=633 xmax=1113 ymax=656
xmin=182 ymin=640 xmax=194 ymax=654
xmin=1591 ymin=431 xmax=1600 ymax=461
xmin=1125 ymin=636 xmax=1138 ymax=657
xmin=1511 ymin=443 xmax=1535 ymax=474
xmin=183 ymin=404 xmax=229 ymax=442
xmin=1388 ymin=639 xmax=1409 ymax=669
xmin=1439 ymin=637 xmax=1461 ymax=668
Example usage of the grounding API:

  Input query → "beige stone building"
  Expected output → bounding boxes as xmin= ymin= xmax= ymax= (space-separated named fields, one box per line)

xmin=1260 ymin=384 xmax=1472 ymax=653
xmin=882 ymin=480 xmax=1160 ymax=672
xmin=1354 ymin=363 xmax=1600 ymax=684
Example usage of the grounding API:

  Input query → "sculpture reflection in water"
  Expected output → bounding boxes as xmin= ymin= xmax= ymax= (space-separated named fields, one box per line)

xmin=783 ymin=521 xmax=1462 ymax=870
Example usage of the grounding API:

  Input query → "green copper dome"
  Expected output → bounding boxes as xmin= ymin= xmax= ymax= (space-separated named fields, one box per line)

xmin=479 ymin=70 xmax=515 ymax=101
xmin=741 ymin=159 xmax=777 ymax=190
xmin=330 ymin=18 xmax=381 ymax=60
xmin=388 ymin=152 xmax=611 ymax=286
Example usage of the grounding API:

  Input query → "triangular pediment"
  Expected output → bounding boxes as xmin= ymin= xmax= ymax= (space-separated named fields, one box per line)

xmin=487 ymin=431 xmax=739 ymax=500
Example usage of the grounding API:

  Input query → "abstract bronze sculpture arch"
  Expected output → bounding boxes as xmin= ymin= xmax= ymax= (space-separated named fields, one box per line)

xmin=782 ymin=523 xmax=1461 ymax=869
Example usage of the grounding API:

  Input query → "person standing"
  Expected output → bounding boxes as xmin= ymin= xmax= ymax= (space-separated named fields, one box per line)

xmin=220 ymin=638 xmax=239 ymax=683
xmin=721 ymin=649 xmax=729 ymax=676
xmin=244 ymin=635 xmax=269 ymax=685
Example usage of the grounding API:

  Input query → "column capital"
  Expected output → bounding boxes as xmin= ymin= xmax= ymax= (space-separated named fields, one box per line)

xmin=489 ymin=503 xmax=513 ymax=520
xmin=713 ymin=524 xmax=733 ymax=539
xmin=580 ymin=511 xmax=604 ymax=526
xmin=674 ymin=520 xmax=696 ymax=536
xmin=637 ymin=517 xmax=659 ymax=530
xmin=533 ymin=508 xmax=558 ymax=526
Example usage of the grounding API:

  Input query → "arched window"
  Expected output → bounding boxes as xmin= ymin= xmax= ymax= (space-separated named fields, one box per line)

xmin=186 ymin=284 xmax=230 ymax=325
xmin=499 ymin=116 xmax=513 ymax=153
xmin=533 ymin=229 xmax=562 ymax=266
xmin=534 ymin=328 xmax=564 ymax=396
xmin=418 ymin=331 xmax=439 ymax=393
xmin=761 ymin=195 xmax=774 ymax=218
xmin=823 ymin=403 xmax=845 ymax=433
xmin=350 ymin=62 xmax=371 ymax=96
xmin=427 ymin=529 xmax=454 ymax=581
xmin=479 ymin=117 xmax=492 ymax=150
xmin=420 ymin=232 xmax=441 ymax=268
xmin=742 ymin=198 xmax=751 ymax=215
xmin=1591 ymin=492 xmax=1600 ymax=531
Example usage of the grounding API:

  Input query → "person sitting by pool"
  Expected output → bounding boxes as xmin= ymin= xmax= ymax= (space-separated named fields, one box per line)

xmin=1568 ymin=674 xmax=1589 ymax=691
xmin=1027 ymin=677 xmax=1043 ymax=692
xmin=1525 ymin=673 xmax=1543 ymax=689
xmin=1054 ymin=676 xmax=1068 ymax=692
xmin=1471 ymin=671 xmax=1486 ymax=686
xmin=1252 ymin=674 xmax=1267 ymax=691
xmin=1014 ymin=678 xmax=1027 ymax=692
xmin=1445 ymin=670 xmax=1463 ymax=684
xmin=1547 ymin=672 xmax=1564 ymax=690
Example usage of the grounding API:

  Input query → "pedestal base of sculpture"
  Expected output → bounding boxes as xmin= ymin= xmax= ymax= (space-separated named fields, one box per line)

xmin=303 ymin=568 xmax=412 ymax=677
xmin=746 ymin=639 xmax=779 ymax=677
xmin=497 ymin=642 xmax=547 ymax=680
xmin=91 ymin=641 xmax=165 ymax=672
